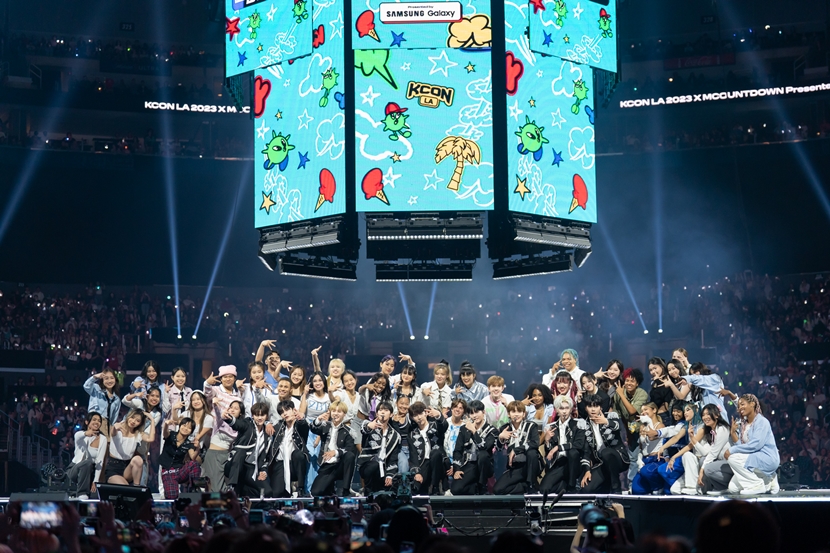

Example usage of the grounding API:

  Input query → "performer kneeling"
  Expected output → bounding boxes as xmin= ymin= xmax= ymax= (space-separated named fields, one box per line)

xmin=266 ymin=400 xmax=310 ymax=497
xmin=451 ymin=400 xmax=497 ymax=495
xmin=540 ymin=395 xmax=585 ymax=494
xmin=222 ymin=401 xmax=271 ymax=497
xmin=408 ymin=401 xmax=448 ymax=495
xmin=493 ymin=400 xmax=540 ymax=495
xmin=357 ymin=402 xmax=401 ymax=494
xmin=581 ymin=394 xmax=629 ymax=494
xmin=309 ymin=400 xmax=357 ymax=497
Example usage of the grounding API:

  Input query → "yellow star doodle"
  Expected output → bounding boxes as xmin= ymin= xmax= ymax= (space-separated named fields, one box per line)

xmin=260 ymin=191 xmax=276 ymax=214
xmin=563 ymin=35 xmax=570 ymax=43
xmin=514 ymin=176 xmax=530 ymax=200
xmin=257 ymin=43 xmax=263 ymax=52
xmin=275 ymin=110 xmax=283 ymax=120
xmin=528 ymin=97 xmax=536 ymax=107
xmin=465 ymin=62 xmax=476 ymax=73
xmin=391 ymin=152 xmax=402 ymax=162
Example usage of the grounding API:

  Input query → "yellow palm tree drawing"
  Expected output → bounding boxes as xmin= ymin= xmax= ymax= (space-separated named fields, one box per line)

xmin=434 ymin=136 xmax=481 ymax=191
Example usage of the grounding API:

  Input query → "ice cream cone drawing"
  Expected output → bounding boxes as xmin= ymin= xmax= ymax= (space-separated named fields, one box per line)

xmin=434 ymin=136 xmax=481 ymax=191
xmin=356 ymin=11 xmax=380 ymax=42
xmin=570 ymin=173 xmax=588 ymax=213
xmin=315 ymin=168 xmax=337 ymax=212
xmin=361 ymin=168 xmax=390 ymax=205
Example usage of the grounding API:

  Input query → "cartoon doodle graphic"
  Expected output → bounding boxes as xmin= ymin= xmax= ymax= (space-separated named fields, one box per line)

xmin=553 ymin=0 xmax=568 ymax=27
xmin=355 ymin=50 xmax=397 ymax=89
xmin=313 ymin=25 xmax=325 ymax=48
xmin=445 ymin=72 xmax=492 ymax=141
xmin=261 ymin=131 xmax=296 ymax=171
xmin=551 ymin=148 xmax=564 ymax=166
xmin=381 ymin=102 xmax=411 ymax=141
xmin=515 ymin=116 xmax=549 ymax=162
xmin=356 ymin=10 xmax=380 ymax=41
xmin=570 ymin=174 xmax=588 ymax=213
xmin=505 ymin=52 xmax=524 ymax=95
xmin=334 ymin=91 xmax=346 ymax=109
xmin=390 ymin=31 xmax=406 ymax=47
xmin=319 ymin=67 xmax=339 ymax=107
xmin=598 ymin=8 xmax=613 ymax=38
xmin=260 ymin=191 xmax=277 ymax=214
xmin=249 ymin=10 xmax=262 ymax=39
xmin=226 ymin=17 xmax=241 ymax=41
xmin=315 ymin=168 xmax=336 ymax=212
xmin=585 ymin=105 xmax=595 ymax=124
xmin=529 ymin=0 xmax=545 ymax=14
xmin=435 ymin=136 xmax=482 ymax=191
xmin=254 ymin=75 xmax=272 ymax=118
xmin=571 ymin=78 xmax=589 ymax=114
xmin=293 ymin=0 xmax=309 ymax=24
xmin=406 ymin=81 xmax=454 ymax=108
xmin=514 ymin=175 xmax=531 ymax=200
xmin=361 ymin=168 xmax=390 ymax=204
xmin=447 ymin=15 xmax=492 ymax=48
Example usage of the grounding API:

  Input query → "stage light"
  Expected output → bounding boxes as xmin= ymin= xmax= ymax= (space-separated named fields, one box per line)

xmin=410 ymin=335 xmax=415 ymax=340
xmin=424 ymin=335 xmax=429 ymax=340
xmin=598 ymin=224 xmax=648 ymax=332
xmin=177 ymin=334 xmax=182 ymax=339
xmin=191 ymin=334 xmax=197 ymax=339
xmin=644 ymin=330 xmax=649 ymax=334
xmin=658 ymin=329 xmax=663 ymax=333
xmin=398 ymin=282 xmax=415 ymax=338
xmin=425 ymin=282 xmax=438 ymax=339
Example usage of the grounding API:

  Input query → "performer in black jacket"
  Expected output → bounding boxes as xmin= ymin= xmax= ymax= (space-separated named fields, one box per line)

xmin=540 ymin=395 xmax=586 ymax=494
xmin=493 ymin=400 xmax=541 ymax=495
xmin=451 ymin=400 xmax=497 ymax=495
xmin=581 ymin=394 xmax=629 ymax=494
xmin=357 ymin=401 xmax=401 ymax=494
xmin=222 ymin=400 xmax=270 ymax=497
xmin=263 ymin=400 xmax=310 ymax=497
xmin=408 ymin=401 xmax=448 ymax=495
xmin=309 ymin=400 xmax=357 ymax=497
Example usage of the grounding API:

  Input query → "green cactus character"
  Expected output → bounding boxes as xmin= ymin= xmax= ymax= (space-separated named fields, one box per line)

xmin=571 ymin=79 xmax=589 ymax=114
xmin=319 ymin=68 xmax=339 ymax=108
xmin=382 ymin=102 xmax=411 ymax=141
xmin=554 ymin=0 xmax=567 ymax=27
xmin=293 ymin=0 xmax=309 ymax=24
xmin=249 ymin=10 xmax=262 ymax=40
xmin=598 ymin=8 xmax=612 ymax=38
xmin=261 ymin=131 xmax=295 ymax=172
xmin=515 ymin=116 xmax=549 ymax=162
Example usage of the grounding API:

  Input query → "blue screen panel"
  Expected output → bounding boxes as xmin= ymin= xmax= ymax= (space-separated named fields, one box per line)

xmin=253 ymin=0 xmax=346 ymax=227
xmin=528 ymin=0 xmax=617 ymax=73
xmin=225 ymin=0 xmax=314 ymax=77
xmin=354 ymin=48 xmax=494 ymax=212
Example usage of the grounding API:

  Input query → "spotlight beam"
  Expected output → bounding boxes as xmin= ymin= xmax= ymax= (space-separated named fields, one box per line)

xmin=597 ymin=223 xmax=648 ymax=332
xmin=194 ymin=166 xmax=250 ymax=338
xmin=397 ymin=282 xmax=414 ymax=338
xmin=425 ymin=282 xmax=437 ymax=339
xmin=651 ymin=112 xmax=664 ymax=332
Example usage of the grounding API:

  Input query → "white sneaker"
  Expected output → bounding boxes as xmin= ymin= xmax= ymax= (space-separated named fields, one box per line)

xmin=739 ymin=485 xmax=767 ymax=496
xmin=680 ymin=487 xmax=700 ymax=496
xmin=706 ymin=490 xmax=727 ymax=496
xmin=443 ymin=490 xmax=453 ymax=496
xmin=77 ymin=494 xmax=89 ymax=501
xmin=768 ymin=475 xmax=780 ymax=495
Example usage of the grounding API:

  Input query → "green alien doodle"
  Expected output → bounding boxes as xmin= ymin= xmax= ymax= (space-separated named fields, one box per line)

xmin=515 ymin=116 xmax=549 ymax=162
xmin=598 ymin=8 xmax=613 ymax=38
xmin=382 ymin=102 xmax=411 ymax=141
xmin=319 ymin=68 xmax=339 ymax=108
xmin=571 ymin=79 xmax=589 ymax=114
xmin=249 ymin=10 xmax=261 ymax=40
xmin=553 ymin=0 xmax=567 ymax=27
xmin=261 ymin=131 xmax=296 ymax=172
xmin=293 ymin=0 xmax=309 ymax=24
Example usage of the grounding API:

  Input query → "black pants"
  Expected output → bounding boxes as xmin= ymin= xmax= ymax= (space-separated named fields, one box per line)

xmin=268 ymin=450 xmax=308 ymax=497
xmin=476 ymin=450 xmax=494 ymax=488
xmin=235 ymin=464 xmax=266 ymax=498
xmin=67 ymin=459 xmax=95 ymax=496
xmin=412 ymin=454 xmax=444 ymax=495
xmin=595 ymin=447 xmax=627 ymax=493
xmin=359 ymin=461 xmax=394 ymax=494
xmin=451 ymin=462 xmax=480 ymax=495
xmin=581 ymin=466 xmax=608 ymax=493
xmin=540 ymin=449 xmax=581 ymax=493
xmin=494 ymin=463 xmax=528 ymax=495
xmin=310 ymin=451 xmax=356 ymax=496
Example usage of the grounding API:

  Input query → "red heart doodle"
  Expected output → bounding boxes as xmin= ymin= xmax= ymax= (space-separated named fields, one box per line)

xmin=505 ymin=51 xmax=524 ymax=96
xmin=313 ymin=25 xmax=325 ymax=48
xmin=253 ymin=75 xmax=272 ymax=118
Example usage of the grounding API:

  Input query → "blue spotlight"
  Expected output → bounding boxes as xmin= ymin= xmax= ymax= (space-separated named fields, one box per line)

xmin=791 ymin=142 xmax=830 ymax=221
xmin=163 ymin=151 xmax=182 ymax=339
xmin=597 ymin=224 xmax=648 ymax=332
xmin=0 ymin=155 xmax=42 ymax=245
xmin=397 ymin=282 xmax=414 ymax=338
xmin=193 ymin=166 xmax=250 ymax=338
xmin=424 ymin=282 xmax=437 ymax=339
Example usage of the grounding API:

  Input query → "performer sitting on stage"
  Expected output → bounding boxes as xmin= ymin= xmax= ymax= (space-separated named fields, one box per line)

xmin=539 ymin=395 xmax=585 ymax=494
xmin=408 ymin=401 xmax=448 ymax=495
xmin=493 ymin=400 xmax=540 ymax=495
xmin=647 ymin=401 xmax=703 ymax=494
xmin=222 ymin=401 xmax=271 ymax=498
xmin=630 ymin=402 xmax=667 ymax=495
xmin=357 ymin=401 xmax=401 ymax=494
xmin=581 ymin=394 xmax=629 ymax=494
xmin=664 ymin=403 xmax=729 ymax=495
xmin=265 ymin=400 xmax=310 ymax=497
xmin=309 ymin=400 xmax=357 ymax=497
xmin=158 ymin=417 xmax=201 ymax=500
xmin=724 ymin=394 xmax=780 ymax=495
xmin=451 ymin=400 xmax=497 ymax=496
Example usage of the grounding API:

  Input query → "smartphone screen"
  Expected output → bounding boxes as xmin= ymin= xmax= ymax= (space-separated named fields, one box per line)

xmin=248 ymin=510 xmax=264 ymax=525
xmin=350 ymin=523 xmax=365 ymax=542
xmin=178 ymin=515 xmax=189 ymax=528
xmin=340 ymin=497 xmax=360 ymax=511
xmin=83 ymin=526 xmax=96 ymax=536
xmin=201 ymin=492 xmax=228 ymax=509
xmin=20 ymin=502 xmax=63 ymax=529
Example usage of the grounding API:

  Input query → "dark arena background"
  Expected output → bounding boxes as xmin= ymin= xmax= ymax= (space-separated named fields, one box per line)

xmin=1 ymin=0 xmax=830 ymax=552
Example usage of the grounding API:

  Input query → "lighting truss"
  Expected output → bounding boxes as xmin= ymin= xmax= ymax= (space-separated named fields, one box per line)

xmin=375 ymin=261 xmax=474 ymax=282
xmin=278 ymin=254 xmax=357 ymax=281
xmin=492 ymin=254 xmax=573 ymax=280
xmin=367 ymin=213 xmax=483 ymax=241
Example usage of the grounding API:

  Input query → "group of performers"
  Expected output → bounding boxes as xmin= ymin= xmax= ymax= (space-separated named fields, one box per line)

xmin=67 ymin=343 xmax=780 ymax=499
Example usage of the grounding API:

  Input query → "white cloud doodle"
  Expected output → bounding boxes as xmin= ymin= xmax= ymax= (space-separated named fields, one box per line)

xmin=316 ymin=113 xmax=346 ymax=159
xmin=354 ymin=109 xmax=413 ymax=161
xmin=568 ymin=126 xmax=595 ymax=170
xmin=298 ymin=53 xmax=333 ymax=97
xmin=551 ymin=60 xmax=584 ymax=97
